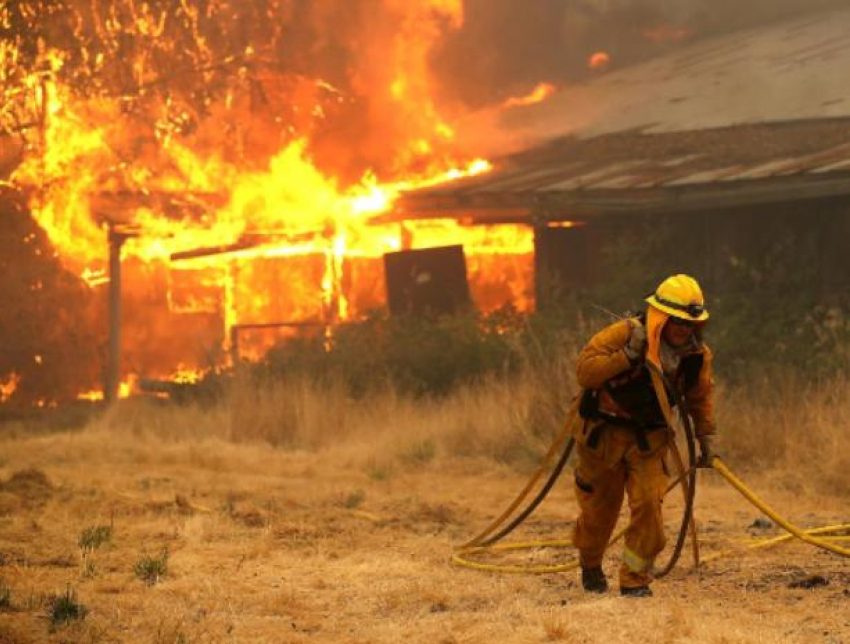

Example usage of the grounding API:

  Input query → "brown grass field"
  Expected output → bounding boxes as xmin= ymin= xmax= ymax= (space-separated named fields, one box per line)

xmin=0 ymin=372 xmax=848 ymax=644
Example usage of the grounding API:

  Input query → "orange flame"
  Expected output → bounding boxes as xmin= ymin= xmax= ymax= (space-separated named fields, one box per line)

xmin=77 ymin=375 xmax=139 ymax=401
xmin=0 ymin=373 xmax=20 ymax=403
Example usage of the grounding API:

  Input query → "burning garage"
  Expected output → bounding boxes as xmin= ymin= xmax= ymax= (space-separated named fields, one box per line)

xmin=2 ymin=2 xmax=849 ymax=407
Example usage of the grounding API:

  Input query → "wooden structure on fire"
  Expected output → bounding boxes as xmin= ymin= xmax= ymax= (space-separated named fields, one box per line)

xmin=387 ymin=8 xmax=850 ymax=306
xmin=93 ymin=7 xmax=850 ymax=399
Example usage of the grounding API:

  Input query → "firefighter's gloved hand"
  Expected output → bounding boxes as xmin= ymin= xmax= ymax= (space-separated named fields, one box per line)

xmin=623 ymin=320 xmax=647 ymax=363
xmin=697 ymin=435 xmax=716 ymax=468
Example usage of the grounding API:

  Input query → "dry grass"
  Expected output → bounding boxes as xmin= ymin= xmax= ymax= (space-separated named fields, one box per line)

xmin=0 ymin=369 xmax=847 ymax=643
xmin=718 ymin=373 xmax=850 ymax=495
xmin=88 ymin=366 xmax=850 ymax=493
xmin=89 ymin=354 xmax=576 ymax=469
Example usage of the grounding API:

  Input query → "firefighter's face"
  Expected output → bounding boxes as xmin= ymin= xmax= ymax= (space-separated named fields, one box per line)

xmin=663 ymin=317 xmax=694 ymax=347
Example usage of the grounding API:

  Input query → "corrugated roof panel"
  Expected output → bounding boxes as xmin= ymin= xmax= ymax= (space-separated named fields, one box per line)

xmin=728 ymin=142 xmax=850 ymax=180
xmin=729 ymin=158 xmax=814 ymax=181
xmin=470 ymin=163 xmax=587 ymax=193
xmin=810 ymin=158 xmax=850 ymax=174
xmin=403 ymin=119 xmax=850 ymax=208
xmin=538 ymin=161 xmax=649 ymax=191
xmin=663 ymin=166 xmax=744 ymax=187
xmin=589 ymin=174 xmax=654 ymax=190
xmin=660 ymin=155 xmax=703 ymax=167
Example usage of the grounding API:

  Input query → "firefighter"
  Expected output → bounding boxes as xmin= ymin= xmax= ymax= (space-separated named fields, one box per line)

xmin=571 ymin=274 xmax=717 ymax=597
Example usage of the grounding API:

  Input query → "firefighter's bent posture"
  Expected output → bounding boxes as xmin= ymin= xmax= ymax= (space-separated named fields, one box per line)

xmin=571 ymin=274 xmax=717 ymax=597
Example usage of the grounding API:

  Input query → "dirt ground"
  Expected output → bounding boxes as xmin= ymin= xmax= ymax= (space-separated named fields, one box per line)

xmin=0 ymin=427 xmax=848 ymax=644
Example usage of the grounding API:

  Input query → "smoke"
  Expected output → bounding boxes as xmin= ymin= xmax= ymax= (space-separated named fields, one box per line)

xmin=431 ymin=0 xmax=849 ymax=109
xmin=7 ymin=0 xmax=844 ymax=179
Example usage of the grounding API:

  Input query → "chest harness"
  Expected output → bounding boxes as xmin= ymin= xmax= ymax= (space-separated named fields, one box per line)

xmin=579 ymin=351 xmax=705 ymax=451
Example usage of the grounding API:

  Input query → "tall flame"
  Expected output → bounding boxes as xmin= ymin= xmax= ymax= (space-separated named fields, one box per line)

xmin=502 ymin=82 xmax=557 ymax=108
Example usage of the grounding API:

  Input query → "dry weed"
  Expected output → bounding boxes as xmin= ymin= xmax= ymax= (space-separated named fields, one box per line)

xmin=86 ymin=367 xmax=849 ymax=498
xmin=540 ymin=609 xmax=576 ymax=641
xmin=718 ymin=374 xmax=850 ymax=495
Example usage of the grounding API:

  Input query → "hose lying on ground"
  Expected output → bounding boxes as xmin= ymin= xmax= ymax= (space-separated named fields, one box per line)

xmin=710 ymin=457 xmax=850 ymax=558
xmin=452 ymin=456 xmax=850 ymax=573
xmin=457 ymin=417 xmax=576 ymax=550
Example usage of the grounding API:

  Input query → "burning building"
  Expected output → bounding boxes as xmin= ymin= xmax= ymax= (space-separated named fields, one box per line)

xmin=2 ymin=2 xmax=849 ymax=406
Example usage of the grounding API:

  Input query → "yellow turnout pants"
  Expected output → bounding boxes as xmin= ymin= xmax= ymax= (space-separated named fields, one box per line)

xmin=572 ymin=424 xmax=670 ymax=589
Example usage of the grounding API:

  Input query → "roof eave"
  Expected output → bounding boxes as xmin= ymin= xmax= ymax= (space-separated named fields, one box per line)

xmin=382 ymin=171 xmax=850 ymax=225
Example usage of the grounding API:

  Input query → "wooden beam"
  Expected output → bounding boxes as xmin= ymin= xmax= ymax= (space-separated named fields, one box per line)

xmin=170 ymin=239 xmax=259 ymax=261
xmin=169 ymin=230 xmax=327 ymax=262
xmin=372 ymin=206 xmax=533 ymax=225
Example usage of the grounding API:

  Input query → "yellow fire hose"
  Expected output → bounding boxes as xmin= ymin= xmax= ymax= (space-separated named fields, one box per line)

xmin=452 ymin=456 xmax=850 ymax=573
xmin=709 ymin=457 xmax=850 ymax=557
xmin=458 ymin=418 xmax=574 ymax=550
xmin=700 ymin=524 xmax=850 ymax=564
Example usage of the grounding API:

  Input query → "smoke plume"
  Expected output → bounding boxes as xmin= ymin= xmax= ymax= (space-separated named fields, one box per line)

xmin=431 ymin=0 xmax=849 ymax=108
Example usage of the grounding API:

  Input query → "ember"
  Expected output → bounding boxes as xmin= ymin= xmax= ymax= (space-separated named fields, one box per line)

xmin=0 ymin=373 xmax=20 ymax=403
xmin=502 ymin=82 xmax=557 ymax=109
xmin=588 ymin=51 xmax=611 ymax=71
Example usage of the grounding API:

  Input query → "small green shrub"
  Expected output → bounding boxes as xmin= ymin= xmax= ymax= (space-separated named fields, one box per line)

xmin=401 ymin=439 xmax=436 ymax=466
xmin=260 ymin=309 xmax=527 ymax=398
xmin=78 ymin=524 xmax=112 ymax=554
xmin=134 ymin=550 xmax=169 ymax=586
xmin=340 ymin=489 xmax=365 ymax=509
xmin=365 ymin=459 xmax=393 ymax=482
xmin=47 ymin=588 xmax=87 ymax=630
xmin=81 ymin=559 xmax=97 ymax=578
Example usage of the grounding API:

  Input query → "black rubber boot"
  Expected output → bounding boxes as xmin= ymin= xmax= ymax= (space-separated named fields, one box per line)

xmin=620 ymin=585 xmax=653 ymax=598
xmin=581 ymin=566 xmax=608 ymax=593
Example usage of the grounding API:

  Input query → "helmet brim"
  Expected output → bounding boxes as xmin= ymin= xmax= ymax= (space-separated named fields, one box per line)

xmin=645 ymin=295 xmax=709 ymax=322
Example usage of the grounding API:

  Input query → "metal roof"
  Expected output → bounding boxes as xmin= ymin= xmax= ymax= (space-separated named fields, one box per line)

xmin=390 ymin=9 xmax=850 ymax=225
xmin=390 ymin=119 xmax=850 ymax=224
xmin=462 ymin=7 xmax=850 ymax=152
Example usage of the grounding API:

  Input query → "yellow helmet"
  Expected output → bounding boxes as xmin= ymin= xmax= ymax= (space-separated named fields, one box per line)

xmin=645 ymin=274 xmax=709 ymax=321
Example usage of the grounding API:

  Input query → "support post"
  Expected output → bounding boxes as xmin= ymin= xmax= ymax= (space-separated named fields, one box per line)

xmin=106 ymin=224 xmax=129 ymax=403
